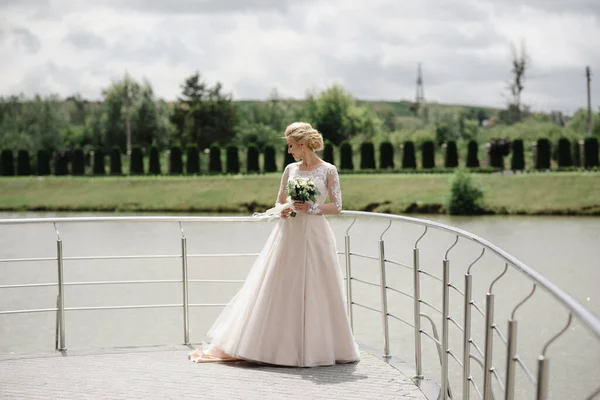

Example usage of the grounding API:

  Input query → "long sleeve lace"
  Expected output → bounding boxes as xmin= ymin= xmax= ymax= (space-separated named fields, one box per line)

xmin=326 ymin=165 xmax=342 ymax=213
xmin=276 ymin=165 xmax=290 ymax=206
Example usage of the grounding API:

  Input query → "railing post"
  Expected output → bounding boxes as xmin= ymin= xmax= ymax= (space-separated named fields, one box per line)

xmin=463 ymin=273 xmax=473 ymax=400
xmin=379 ymin=239 xmax=390 ymax=359
xmin=413 ymin=247 xmax=423 ymax=379
xmin=441 ymin=259 xmax=450 ymax=400
xmin=483 ymin=293 xmax=495 ymax=400
xmin=536 ymin=356 xmax=549 ymax=400
xmin=181 ymin=226 xmax=190 ymax=345
xmin=56 ymin=238 xmax=66 ymax=351
xmin=344 ymin=234 xmax=354 ymax=331
xmin=505 ymin=319 xmax=518 ymax=400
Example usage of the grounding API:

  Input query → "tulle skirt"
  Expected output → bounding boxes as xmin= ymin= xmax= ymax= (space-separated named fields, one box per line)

xmin=204 ymin=212 xmax=360 ymax=367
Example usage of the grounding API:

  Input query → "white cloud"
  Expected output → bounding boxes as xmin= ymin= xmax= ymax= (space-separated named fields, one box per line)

xmin=0 ymin=0 xmax=599 ymax=114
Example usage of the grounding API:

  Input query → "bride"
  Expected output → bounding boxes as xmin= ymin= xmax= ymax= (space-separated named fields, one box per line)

xmin=188 ymin=122 xmax=360 ymax=367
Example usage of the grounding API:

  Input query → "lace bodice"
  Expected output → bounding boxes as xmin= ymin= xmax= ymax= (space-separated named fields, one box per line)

xmin=276 ymin=162 xmax=342 ymax=213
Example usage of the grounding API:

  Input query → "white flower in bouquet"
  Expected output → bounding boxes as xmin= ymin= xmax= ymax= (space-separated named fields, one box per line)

xmin=286 ymin=177 xmax=320 ymax=217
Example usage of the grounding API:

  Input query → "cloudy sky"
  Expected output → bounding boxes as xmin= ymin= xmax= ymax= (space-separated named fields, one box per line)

xmin=1 ymin=0 xmax=599 ymax=114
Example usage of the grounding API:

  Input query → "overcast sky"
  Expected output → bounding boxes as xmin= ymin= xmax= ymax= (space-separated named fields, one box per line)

xmin=1 ymin=0 xmax=599 ymax=114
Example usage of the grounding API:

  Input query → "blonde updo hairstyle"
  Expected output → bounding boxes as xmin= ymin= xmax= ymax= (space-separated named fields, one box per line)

xmin=284 ymin=122 xmax=324 ymax=152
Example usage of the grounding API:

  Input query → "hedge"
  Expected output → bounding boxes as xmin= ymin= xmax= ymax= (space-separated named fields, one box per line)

xmin=402 ymin=141 xmax=416 ymax=169
xmin=360 ymin=141 xmax=376 ymax=169
xmin=339 ymin=141 xmax=353 ymax=170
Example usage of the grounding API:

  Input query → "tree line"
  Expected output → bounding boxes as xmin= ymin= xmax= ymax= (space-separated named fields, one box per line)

xmin=1 ymin=70 xmax=599 ymax=176
xmin=1 ymin=135 xmax=598 ymax=177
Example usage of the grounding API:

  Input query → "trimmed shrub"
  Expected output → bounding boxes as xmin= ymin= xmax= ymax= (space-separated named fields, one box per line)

xmin=379 ymin=141 xmax=394 ymax=169
xmin=72 ymin=148 xmax=85 ymax=175
xmin=93 ymin=149 xmax=105 ymax=175
xmin=511 ymin=139 xmax=525 ymax=171
xmin=323 ymin=141 xmax=335 ymax=165
xmin=247 ymin=144 xmax=260 ymax=173
xmin=17 ymin=150 xmax=31 ymax=176
xmin=149 ymin=146 xmax=161 ymax=175
xmin=572 ymin=139 xmax=581 ymax=168
xmin=422 ymin=140 xmax=435 ymax=169
xmin=54 ymin=151 xmax=70 ymax=176
xmin=170 ymin=146 xmax=183 ymax=175
xmin=488 ymin=138 xmax=510 ymax=170
xmin=557 ymin=138 xmax=572 ymax=168
xmin=360 ymin=141 xmax=376 ymax=169
xmin=402 ymin=141 xmax=416 ymax=169
xmin=466 ymin=140 xmax=480 ymax=168
xmin=444 ymin=141 xmax=459 ymax=168
xmin=339 ymin=141 xmax=353 ymax=170
xmin=0 ymin=149 xmax=15 ymax=176
xmin=130 ymin=146 xmax=144 ymax=175
xmin=584 ymin=137 xmax=599 ymax=168
xmin=37 ymin=150 xmax=51 ymax=176
xmin=185 ymin=145 xmax=200 ymax=174
xmin=226 ymin=145 xmax=240 ymax=174
xmin=209 ymin=144 xmax=222 ymax=173
xmin=448 ymin=168 xmax=486 ymax=215
xmin=283 ymin=146 xmax=295 ymax=169
xmin=535 ymin=138 xmax=551 ymax=170
xmin=264 ymin=145 xmax=277 ymax=172
xmin=110 ymin=147 xmax=122 ymax=175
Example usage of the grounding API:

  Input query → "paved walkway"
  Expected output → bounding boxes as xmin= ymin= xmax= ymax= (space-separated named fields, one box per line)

xmin=0 ymin=346 xmax=427 ymax=399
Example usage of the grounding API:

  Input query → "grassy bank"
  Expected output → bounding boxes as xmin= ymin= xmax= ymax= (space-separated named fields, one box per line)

xmin=1 ymin=172 xmax=599 ymax=216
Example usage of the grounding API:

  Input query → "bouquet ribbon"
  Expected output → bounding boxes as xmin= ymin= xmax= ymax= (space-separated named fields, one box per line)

xmin=252 ymin=196 xmax=294 ymax=219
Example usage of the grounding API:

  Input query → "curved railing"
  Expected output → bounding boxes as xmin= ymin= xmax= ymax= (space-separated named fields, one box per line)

xmin=0 ymin=212 xmax=598 ymax=400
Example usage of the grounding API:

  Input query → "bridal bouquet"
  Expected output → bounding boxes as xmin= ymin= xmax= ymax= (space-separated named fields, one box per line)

xmin=252 ymin=177 xmax=320 ymax=219
xmin=286 ymin=177 xmax=321 ymax=217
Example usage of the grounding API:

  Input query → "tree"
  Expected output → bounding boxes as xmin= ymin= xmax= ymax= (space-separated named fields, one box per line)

xmin=0 ymin=150 xmax=15 ymax=176
xmin=323 ymin=141 xmax=335 ymax=165
xmin=17 ymin=150 xmax=31 ymax=175
xmin=360 ymin=142 xmax=376 ymax=169
xmin=339 ymin=141 xmax=354 ymax=170
xmin=501 ymin=42 xmax=529 ymax=124
xmin=101 ymin=73 xmax=141 ymax=154
xmin=172 ymin=72 xmax=237 ymax=150
xmin=379 ymin=142 xmax=394 ymax=169
xmin=185 ymin=145 xmax=200 ymax=174
xmin=93 ymin=149 xmax=106 ymax=175
xmin=226 ymin=145 xmax=240 ymax=174
xmin=170 ymin=146 xmax=183 ymax=175
xmin=466 ymin=140 xmax=480 ymax=168
xmin=72 ymin=148 xmax=85 ymax=175
xmin=209 ymin=143 xmax=222 ymax=173
xmin=402 ymin=141 xmax=417 ymax=169
xmin=247 ymin=144 xmax=260 ymax=173
xmin=149 ymin=146 xmax=161 ymax=175
xmin=307 ymin=84 xmax=383 ymax=145
xmin=557 ymin=138 xmax=572 ymax=168
xmin=264 ymin=145 xmax=277 ymax=172
xmin=535 ymin=138 xmax=551 ymax=170
xmin=511 ymin=139 xmax=525 ymax=171
xmin=444 ymin=141 xmax=459 ymax=168
xmin=422 ymin=141 xmax=435 ymax=169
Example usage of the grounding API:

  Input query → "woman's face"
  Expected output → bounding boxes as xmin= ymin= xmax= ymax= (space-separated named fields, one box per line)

xmin=287 ymin=138 xmax=304 ymax=161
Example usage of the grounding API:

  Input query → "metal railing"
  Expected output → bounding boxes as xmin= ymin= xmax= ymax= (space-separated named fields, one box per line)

xmin=1 ymin=212 xmax=599 ymax=400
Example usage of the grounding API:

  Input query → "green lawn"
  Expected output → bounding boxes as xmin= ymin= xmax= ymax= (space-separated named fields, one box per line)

xmin=0 ymin=172 xmax=599 ymax=215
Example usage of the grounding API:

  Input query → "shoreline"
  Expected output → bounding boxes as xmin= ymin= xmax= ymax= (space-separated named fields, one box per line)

xmin=1 ymin=172 xmax=599 ymax=217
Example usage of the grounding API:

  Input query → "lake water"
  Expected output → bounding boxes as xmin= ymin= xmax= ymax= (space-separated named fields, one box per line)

xmin=0 ymin=211 xmax=598 ymax=400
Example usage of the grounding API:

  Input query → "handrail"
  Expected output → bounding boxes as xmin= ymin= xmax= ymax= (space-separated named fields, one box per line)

xmin=338 ymin=211 xmax=600 ymax=340
xmin=1 ymin=211 xmax=599 ymax=400
xmin=1 ymin=212 xmax=598 ymax=338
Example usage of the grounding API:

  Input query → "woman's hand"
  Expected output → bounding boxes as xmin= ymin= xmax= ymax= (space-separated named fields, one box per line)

xmin=280 ymin=208 xmax=292 ymax=219
xmin=293 ymin=200 xmax=309 ymax=213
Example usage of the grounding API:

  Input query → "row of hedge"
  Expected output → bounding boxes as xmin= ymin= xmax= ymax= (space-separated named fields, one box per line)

xmin=1 ymin=137 xmax=598 ymax=176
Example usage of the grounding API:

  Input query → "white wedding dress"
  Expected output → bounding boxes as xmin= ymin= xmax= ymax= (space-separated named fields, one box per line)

xmin=198 ymin=161 xmax=360 ymax=367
